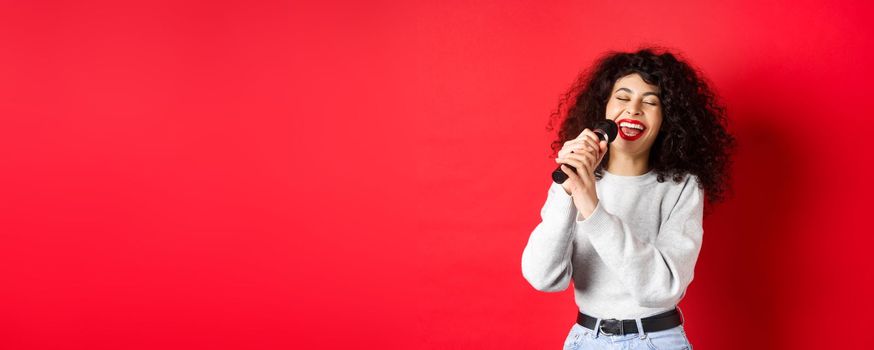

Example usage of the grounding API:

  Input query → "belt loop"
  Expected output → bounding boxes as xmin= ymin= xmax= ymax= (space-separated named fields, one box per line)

xmin=635 ymin=317 xmax=646 ymax=339
xmin=677 ymin=305 xmax=685 ymax=324
xmin=593 ymin=318 xmax=602 ymax=339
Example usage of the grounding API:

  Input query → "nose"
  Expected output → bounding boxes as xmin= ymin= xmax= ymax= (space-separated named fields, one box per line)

xmin=625 ymin=107 xmax=642 ymax=116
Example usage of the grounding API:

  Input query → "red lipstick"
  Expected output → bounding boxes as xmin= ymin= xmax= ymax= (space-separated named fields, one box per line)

xmin=616 ymin=118 xmax=647 ymax=141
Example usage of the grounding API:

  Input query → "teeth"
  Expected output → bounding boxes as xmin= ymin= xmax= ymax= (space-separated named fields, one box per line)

xmin=619 ymin=122 xmax=645 ymax=130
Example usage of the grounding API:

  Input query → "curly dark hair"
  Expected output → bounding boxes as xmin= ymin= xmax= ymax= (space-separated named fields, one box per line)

xmin=547 ymin=46 xmax=736 ymax=204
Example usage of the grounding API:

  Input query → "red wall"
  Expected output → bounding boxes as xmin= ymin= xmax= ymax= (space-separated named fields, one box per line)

xmin=2 ymin=0 xmax=872 ymax=349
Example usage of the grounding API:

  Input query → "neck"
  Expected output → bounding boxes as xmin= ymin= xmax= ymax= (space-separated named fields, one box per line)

xmin=605 ymin=150 xmax=651 ymax=176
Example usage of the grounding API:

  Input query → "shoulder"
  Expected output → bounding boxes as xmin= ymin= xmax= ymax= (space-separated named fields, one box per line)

xmin=673 ymin=173 xmax=705 ymax=211
xmin=659 ymin=172 xmax=700 ymax=191
xmin=682 ymin=173 xmax=701 ymax=190
xmin=656 ymin=172 xmax=703 ymax=209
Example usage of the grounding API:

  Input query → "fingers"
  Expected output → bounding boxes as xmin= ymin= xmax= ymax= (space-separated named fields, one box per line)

xmin=580 ymin=129 xmax=601 ymax=146
xmin=556 ymin=152 xmax=594 ymax=177
xmin=558 ymin=142 xmax=583 ymax=158
xmin=559 ymin=162 xmax=591 ymax=189
xmin=596 ymin=140 xmax=608 ymax=164
xmin=562 ymin=129 xmax=602 ymax=157
xmin=570 ymin=130 xmax=600 ymax=149
xmin=559 ymin=142 xmax=594 ymax=159
xmin=565 ymin=151 xmax=596 ymax=173
xmin=580 ymin=130 xmax=605 ymax=160
xmin=560 ymin=136 xmax=599 ymax=166
xmin=561 ymin=138 xmax=587 ymax=155
xmin=580 ymin=135 xmax=599 ymax=155
xmin=559 ymin=164 xmax=580 ymax=183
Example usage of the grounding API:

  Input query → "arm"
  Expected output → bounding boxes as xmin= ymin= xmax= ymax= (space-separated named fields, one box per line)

xmin=520 ymin=181 xmax=578 ymax=292
xmin=575 ymin=175 xmax=705 ymax=307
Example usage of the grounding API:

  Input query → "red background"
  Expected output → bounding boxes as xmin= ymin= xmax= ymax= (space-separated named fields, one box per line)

xmin=2 ymin=0 xmax=873 ymax=349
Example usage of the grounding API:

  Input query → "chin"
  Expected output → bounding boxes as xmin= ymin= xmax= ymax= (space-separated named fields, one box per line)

xmin=612 ymin=139 xmax=651 ymax=156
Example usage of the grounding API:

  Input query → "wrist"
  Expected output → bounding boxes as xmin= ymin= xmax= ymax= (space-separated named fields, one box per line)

xmin=572 ymin=197 xmax=598 ymax=220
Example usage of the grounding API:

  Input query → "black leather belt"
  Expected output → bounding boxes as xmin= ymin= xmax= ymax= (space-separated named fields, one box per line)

xmin=577 ymin=308 xmax=684 ymax=336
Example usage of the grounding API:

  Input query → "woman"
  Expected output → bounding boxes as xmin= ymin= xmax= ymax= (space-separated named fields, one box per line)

xmin=521 ymin=47 xmax=734 ymax=350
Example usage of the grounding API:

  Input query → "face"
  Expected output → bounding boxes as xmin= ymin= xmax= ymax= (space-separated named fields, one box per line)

xmin=604 ymin=73 xmax=663 ymax=157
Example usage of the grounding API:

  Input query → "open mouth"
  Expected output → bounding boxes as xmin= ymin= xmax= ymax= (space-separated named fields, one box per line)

xmin=616 ymin=118 xmax=646 ymax=141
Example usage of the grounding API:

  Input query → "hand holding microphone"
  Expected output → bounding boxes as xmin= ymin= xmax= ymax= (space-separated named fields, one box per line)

xmin=552 ymin=119 xmax=618 ymax=185
xmin=552 ymin=119 xmax=618 ymax=219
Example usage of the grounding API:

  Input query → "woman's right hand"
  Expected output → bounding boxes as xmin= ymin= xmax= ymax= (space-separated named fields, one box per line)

xmin=556 ymin=130 xmax=607 ymax=195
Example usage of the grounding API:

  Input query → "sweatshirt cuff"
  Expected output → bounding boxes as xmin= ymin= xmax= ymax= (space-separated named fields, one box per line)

xmin=545 ymin=181 xmax=576 ymax=223
xmin=574 ymin=200 xmax=613 ymax=236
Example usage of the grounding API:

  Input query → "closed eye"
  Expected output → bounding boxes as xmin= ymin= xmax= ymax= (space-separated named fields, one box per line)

xmin=617 ymin=97 xmax=658 ymax=106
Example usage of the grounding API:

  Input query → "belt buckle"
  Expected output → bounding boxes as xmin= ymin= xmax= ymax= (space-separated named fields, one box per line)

xmin=599 ymin=318 xmax=623 ymax=336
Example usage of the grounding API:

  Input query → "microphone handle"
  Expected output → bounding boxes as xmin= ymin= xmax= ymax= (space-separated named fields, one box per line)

xmin=551 ymin=130 xmax=608 ymax=184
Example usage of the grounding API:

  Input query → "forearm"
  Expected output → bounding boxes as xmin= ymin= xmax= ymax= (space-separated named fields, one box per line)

xmin=520 ymin=182 xmax=578 ymax=292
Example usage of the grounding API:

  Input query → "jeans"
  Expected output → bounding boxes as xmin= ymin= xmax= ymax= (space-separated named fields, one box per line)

xmin=562 ymin=317 xmax=693 ymax=350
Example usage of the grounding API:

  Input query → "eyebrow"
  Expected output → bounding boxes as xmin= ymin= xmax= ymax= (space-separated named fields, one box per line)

xmin=615 ymin=87 xmax=660 ymax=98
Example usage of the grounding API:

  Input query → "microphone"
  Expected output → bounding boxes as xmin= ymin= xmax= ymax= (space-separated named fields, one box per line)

xmin=551 ymin=119 xmax=618 ymax=184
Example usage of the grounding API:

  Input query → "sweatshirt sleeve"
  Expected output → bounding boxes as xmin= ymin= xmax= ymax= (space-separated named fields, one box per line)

xmin=575 ymin=175 xmax=704 ymax=308
xmin=520 ymin=181 xmax=578 ymax=292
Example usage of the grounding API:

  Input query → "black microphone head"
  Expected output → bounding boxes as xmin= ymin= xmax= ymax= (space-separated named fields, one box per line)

xmin=594 ymin=119 xmax=618 ymax=143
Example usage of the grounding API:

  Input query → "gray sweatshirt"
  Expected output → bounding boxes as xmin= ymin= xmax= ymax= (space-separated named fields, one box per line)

xmin=520 ymin=170 xmax=704 ymax=319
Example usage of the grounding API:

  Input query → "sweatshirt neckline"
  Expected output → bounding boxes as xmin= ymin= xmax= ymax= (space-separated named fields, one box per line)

xmin=600 ymin=168 xmax=658 ymax=185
